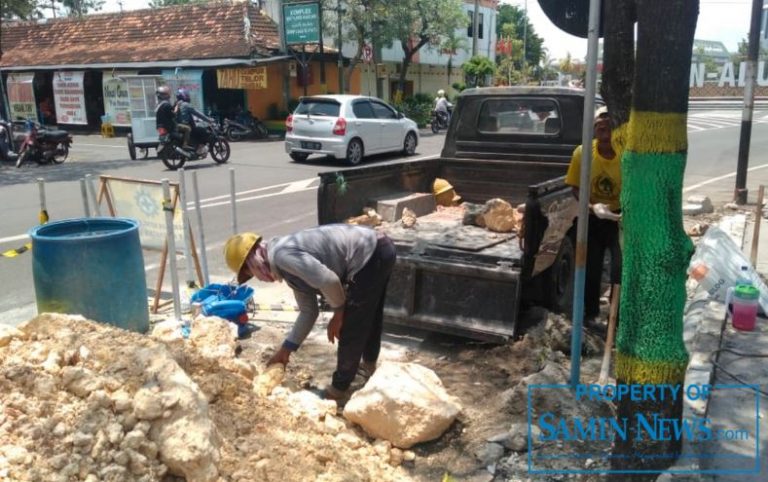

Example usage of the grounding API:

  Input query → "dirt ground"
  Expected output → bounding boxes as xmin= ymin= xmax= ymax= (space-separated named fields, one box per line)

xmin=0 ymin=206 xmax=738 ymax=482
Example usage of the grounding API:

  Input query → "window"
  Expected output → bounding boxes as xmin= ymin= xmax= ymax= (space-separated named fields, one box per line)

xmin=467 ymin=11 xmax=484 ymax=39
xmin=352 ymin=100 xmax=375 ymax=119
xmin=295 ymin=99 xmax=340 ymax=117
xmin=371 ymin=101 xmax=397 ymax=120
xmin=477 ymin=98 xmax=560 ymax=135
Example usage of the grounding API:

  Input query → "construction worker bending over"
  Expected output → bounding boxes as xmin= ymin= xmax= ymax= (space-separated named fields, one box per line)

xmin=224 ymin=224 xmax=396 ymax=402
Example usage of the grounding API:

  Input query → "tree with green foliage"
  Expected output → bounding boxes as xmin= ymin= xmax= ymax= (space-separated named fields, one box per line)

xmin=462 ymin=55 xmax=495 ymax=87
xmin=149 ymin=0 xmax=205 ymax=8
xmin=1 ymin=0 xmax=46 ymax=19
xmin=440 ymin=30 xmax=467 ymax=85
xmin=57 ymin=0 xmax=103 ymax=16
xmin=496 ymin=3 xmax=543 ymax=71
xmin=386 ymin=0 xmax=467 ymax=95
xmin=495 ymin=22 xmax=525 ymax=85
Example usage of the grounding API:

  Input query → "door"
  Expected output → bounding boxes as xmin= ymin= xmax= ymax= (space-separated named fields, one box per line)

xmin=351 ymin=99 xmax=380 ymax=153
xmin=370 ymin=100 xmax=401 ymax=151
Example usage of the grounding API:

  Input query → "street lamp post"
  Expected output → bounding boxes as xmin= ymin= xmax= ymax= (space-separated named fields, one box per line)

xmin=337 ymin=1 xmax=346 ymax=93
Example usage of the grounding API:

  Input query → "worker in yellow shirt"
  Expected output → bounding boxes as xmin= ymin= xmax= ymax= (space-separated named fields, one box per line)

xmin=565 ymin=107 xmax=622 ymax=322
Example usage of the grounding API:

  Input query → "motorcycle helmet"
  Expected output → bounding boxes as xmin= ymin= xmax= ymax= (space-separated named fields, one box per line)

xmin=176 ymin=88 xmax=191 ymax=103
xmin=156 ymin=85 xmax=171 ymax=101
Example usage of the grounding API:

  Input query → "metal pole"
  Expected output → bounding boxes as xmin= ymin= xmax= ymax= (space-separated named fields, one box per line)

xmin=279 ymin=2 xmax=291 ymax=114
xmin=570 ymin=0 xmax=601 ymax=389
xmin=191 ymin=171 xmax=210 ymax=286
xmin=162 ymin=179 xmax=182 ymax=321
xmin=734 ymin=0 xmax=763 ymax=205
xmin=472 ymin=0 xmax=479 ymax=57
xmin=79 ymin=178 xmax=90 ymax=217
xmin=337 ymin=0 xmax=345 ymax=93
xmin=319 ymin=3 xmax=327 ymax=94
xmin=522 ymin=0 xmax=528 ymax=74
xmin=177 ymin=169 xmax=196 ymax=288
xmin=0 ymin=70 xmax=11 ymax=122
xmin=229 ymin=167 xmax=238 ymax=234
xmin=85 ymin=174 xmax=101 ymax=216
xmin=37 ymin=178 xmax=49 ymax=224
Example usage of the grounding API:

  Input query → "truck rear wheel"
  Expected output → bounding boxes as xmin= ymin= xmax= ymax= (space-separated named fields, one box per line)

xmin=547 ymin=235 xmax=575 ymax=317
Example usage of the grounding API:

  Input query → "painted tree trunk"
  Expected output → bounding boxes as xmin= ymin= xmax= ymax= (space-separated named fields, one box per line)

xmin=610 ymin=0 xmax=699 ymax=473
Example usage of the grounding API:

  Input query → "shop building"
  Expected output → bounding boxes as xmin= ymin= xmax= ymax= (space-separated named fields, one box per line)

xmin=0 ymin=1 xmax=357 ymax=129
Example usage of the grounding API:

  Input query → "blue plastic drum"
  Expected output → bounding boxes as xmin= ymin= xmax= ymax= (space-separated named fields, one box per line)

xmin=29 ymin=218 xmax=149 ymax=333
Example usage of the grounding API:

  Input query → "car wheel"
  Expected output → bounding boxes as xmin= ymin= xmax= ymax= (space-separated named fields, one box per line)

xmin=546 ymin=235 xmax=575 ymax=317
xmin=290 ymin=152 xmax=309 ymax=162
xmin=345 ymin=138 xmax=364 ymax=166
xmin=402 ymin=132 xmax=417 ymax=155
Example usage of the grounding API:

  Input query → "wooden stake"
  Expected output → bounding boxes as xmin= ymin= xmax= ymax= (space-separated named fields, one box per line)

xmin=750 ymin=185 xmax=764 ymax=266
xmin=598 ymin=283 xmax=621 ymax=385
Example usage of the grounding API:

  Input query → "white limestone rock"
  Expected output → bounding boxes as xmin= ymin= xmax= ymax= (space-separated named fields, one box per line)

xmin=343 ymin=362 xmax=462 ymax=448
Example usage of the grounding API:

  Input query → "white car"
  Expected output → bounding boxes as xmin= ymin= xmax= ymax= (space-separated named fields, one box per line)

xmin=285 ymin=95 xmax=419 ymax=165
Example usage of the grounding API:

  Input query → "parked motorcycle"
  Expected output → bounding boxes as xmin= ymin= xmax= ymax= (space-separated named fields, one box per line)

xmin=0 ymin=120 xmax=19 ymax=163
xmin=223 ymin=113 xmax=269 ymax=142
xmin=157 ymin=120 xmax=231 ymax=170
xmin=430 ymin=108 xmax=452 ymax=134
xmin=16 ymin=122 xmax=72 ymax=168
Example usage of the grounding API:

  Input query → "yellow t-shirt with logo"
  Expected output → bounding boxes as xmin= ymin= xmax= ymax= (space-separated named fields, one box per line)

xmin=565 ymin=139 xmax=621 ymax=212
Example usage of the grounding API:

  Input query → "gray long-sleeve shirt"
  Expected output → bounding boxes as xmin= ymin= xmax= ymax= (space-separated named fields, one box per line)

xmin=266 ymin=224 xmax=378 ymax=350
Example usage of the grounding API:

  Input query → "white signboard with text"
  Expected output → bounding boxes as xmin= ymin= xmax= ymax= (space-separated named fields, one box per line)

xmin=102 ymin=71 xmax=135 ymax=126
xmin=53 ymin=71 xmax=87 ymax=125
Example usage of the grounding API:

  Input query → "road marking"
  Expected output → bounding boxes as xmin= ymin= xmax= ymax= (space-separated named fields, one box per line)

xmin=0 ymin=233 xmax=31 ymax=244
xmin=684 ymin=162 xmax=768 ymax=192
xmin=73 ymin=143 xmax=125 ymax=149
xmin=282 ymin=177 xmax=317 ymax=193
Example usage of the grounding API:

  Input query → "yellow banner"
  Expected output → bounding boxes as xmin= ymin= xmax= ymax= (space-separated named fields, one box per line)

xmin=217 ymin=67 xmax=268 ymax=90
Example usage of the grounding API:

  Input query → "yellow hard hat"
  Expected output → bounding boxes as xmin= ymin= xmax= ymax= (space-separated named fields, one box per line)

xmin=224 ymin=232 xmax=262 ymax=284
xmin=433 ymin=178 xmax=462 ymax=206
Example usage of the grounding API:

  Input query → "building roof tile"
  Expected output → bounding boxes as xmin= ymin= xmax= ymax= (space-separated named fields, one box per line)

xmin=0 ymin=2 xmax=281 ymax=68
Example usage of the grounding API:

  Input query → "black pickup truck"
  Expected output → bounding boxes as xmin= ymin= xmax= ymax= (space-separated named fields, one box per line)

xmin=317 ymin=87 xmax=594 ymax=341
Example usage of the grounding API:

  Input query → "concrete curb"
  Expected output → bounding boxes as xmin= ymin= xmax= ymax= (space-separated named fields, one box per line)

xmin=656 ymin=214 xmax=747 ymax=481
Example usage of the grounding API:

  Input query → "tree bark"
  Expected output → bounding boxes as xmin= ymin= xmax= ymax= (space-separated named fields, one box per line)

xmin=610 ymin=0 xmax=699 ymax=475
xmin=600 ymin=0 xmax=636 ymax=126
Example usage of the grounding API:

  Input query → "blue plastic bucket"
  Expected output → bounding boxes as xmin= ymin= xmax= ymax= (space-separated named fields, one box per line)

xmin=29 ymin=218 xmax=149 ymax=333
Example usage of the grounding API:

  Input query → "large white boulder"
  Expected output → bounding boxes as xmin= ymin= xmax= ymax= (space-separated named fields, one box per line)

xmin=343 ymin=362 xmax=462 ymax=448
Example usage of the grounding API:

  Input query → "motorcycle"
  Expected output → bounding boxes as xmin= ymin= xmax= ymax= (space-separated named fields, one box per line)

xmin=223 ymin=113 xmax=269 ymax=142
xmin=0 ymin=120 xmax=19 ymax=163
xmin=157 ymin=120 xmax=231 ymax=170
xmin=430 ymin=107 xmax=452 ymax=134
xmin=16 ymin=122 xmax=72 ymax=168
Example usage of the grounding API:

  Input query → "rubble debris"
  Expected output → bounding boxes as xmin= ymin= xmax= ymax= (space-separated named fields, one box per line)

xmin=254 ymin=364 xmax=286 ymax=397
xmin=401 ymin=207 xmax=418 ymax=228
xmin=346 ymin=208 xmax=382 ymax=227
xmin=343 ymin=362 xmax=463 ymax=448
xmin=687 ymin=222 xmax=710 ymax=237
xmin=683 ymin=194 xmax=715 ymax=215
xmin=463 ymin=198 xmax=522 ymax=233
xmin=375 ymin=192 xmax=435 ymax=222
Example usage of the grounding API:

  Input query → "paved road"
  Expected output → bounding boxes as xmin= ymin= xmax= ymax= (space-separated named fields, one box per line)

xmin=0 ymin=131 xmax=445 ymax=323
xmin=1 ymin=111 xmax=767 ymax=324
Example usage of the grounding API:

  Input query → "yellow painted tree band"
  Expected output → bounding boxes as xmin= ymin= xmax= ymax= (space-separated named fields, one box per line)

xmin=615 ymin=352 xmax=688 ymax=385
xmin=626 ymin=111 xmax=688 ymax=154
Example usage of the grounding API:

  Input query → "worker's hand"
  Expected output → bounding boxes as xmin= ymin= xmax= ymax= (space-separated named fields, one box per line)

xmin=592 ymin=203 xmax=622 ymax=222
xmin=327 ymin=309 xmax=344 ymax=344
xmin=267 ymin=346 xmax=291 ymax=367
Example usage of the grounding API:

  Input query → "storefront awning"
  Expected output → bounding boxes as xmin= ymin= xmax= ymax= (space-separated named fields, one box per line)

xmin=0 ymin=56 xmax=293 ymax=72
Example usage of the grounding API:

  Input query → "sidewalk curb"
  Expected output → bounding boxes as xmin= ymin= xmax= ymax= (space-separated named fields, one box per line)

xmin=656 ymin=214 xmax=747 ymax=481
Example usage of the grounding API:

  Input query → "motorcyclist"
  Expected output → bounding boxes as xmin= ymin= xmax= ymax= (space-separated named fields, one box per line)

xmin=434 ymin=89 xmax=453 ymax=126
xmin=174 ymin=88 xmax=213 ymax=154
xmin=155 ymin=85 xmax=177 ymax=139
xmin=0 ymin=119 xmax=18 ymax=163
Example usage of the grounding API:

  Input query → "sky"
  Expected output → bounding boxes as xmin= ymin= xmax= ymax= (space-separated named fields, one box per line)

xmin=99 ymin=0 xmax=755 ymax=60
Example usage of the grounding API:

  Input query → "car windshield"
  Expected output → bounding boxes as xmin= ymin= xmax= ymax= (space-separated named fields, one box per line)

xmin=295 ymin=100 xmax=340 ymax=117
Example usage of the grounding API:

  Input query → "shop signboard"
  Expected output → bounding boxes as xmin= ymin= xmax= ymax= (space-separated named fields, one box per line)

xmin=53 ymin=71 xmax=87 ymax=125
xmin=283 ymin=2 xmax=320 ymax=45
xmin=102 ymin=71 xmax=136 ymax=126
xmin=6 ymin=74 xmax=37 ymax=121
xmin=162 ymin=69 xmax=204 ymax=112
xmin=217 ymin=67 xmax=268 ymax=90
